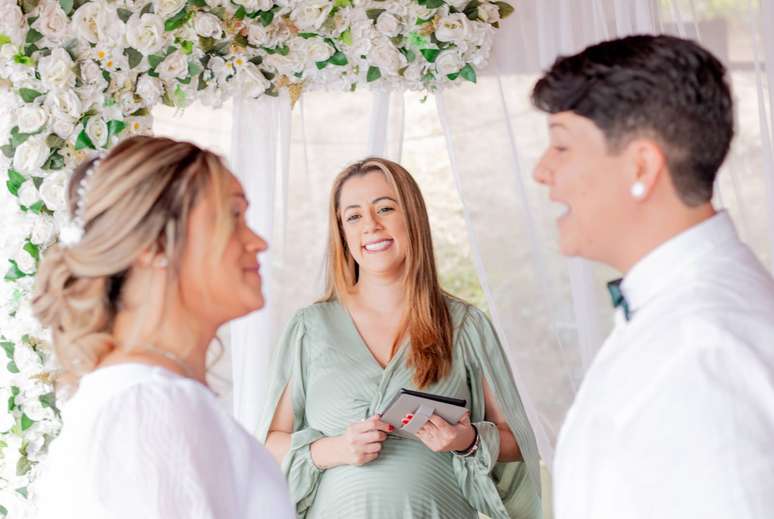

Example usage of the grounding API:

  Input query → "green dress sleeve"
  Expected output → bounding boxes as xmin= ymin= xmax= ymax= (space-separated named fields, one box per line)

xmin=256 ymin=309 xmax=324 ymax=517
xmin=451 ymin=303 xmax=543 ymax=519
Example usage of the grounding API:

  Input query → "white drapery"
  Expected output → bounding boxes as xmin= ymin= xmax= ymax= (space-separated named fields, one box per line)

xmin=224 ymin=0 xmax=774 ymax=467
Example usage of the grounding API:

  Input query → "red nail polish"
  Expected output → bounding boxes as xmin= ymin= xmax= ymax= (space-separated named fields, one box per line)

xmin=401 ymin=419 xmax=409 ymax=425
xmin=407 ymin=414 xmax=413 ymax=419
xmin=388 ymin=424 xmax=394 ymax=431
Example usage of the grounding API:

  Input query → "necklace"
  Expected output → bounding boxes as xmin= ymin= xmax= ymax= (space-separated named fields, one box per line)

xmin=144 ymin=344 xmax=195 ymax=379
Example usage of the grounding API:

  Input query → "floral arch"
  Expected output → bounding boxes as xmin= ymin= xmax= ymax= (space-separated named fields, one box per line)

xmin=0 ymin=0 xmax=512 ymax=512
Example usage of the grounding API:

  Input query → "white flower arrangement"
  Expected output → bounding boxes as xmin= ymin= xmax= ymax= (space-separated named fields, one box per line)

xmin=0 ymin=0 xmax=514 ymax=513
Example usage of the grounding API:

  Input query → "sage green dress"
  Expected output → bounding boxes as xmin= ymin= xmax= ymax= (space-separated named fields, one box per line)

xmin=257 ymin=297 xmax=542 ymax=519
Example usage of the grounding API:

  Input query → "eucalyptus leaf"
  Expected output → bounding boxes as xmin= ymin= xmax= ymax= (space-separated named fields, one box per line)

xmin=74 ymin=129 xmax=96 ymax=151
xmin=329 ymin=51 xmax=348 ymax=66
xmin=6 ymin=170 xmax=25 ymax=197
xmin=18 ymin=88 xmax=43 ymax=102
xmin=366 ymin=8 xmax=385 ymax=19
xmin=25 ymin=29 xmax=43 ymax=45
xmin=495 ymin=1 xmax=514 ymax=19
xmin=259 ymin=10 xmax=273 ymax=26
xmin=117 ymin=8 xmax=132 ymax=23
xmin=420 ymin=48 xmax=440 ymax=63
xmin=141 ymin=2 xmax=155 ymax=15
xmin=124 ymin=47 xmax=143 ymax=69
xmin=59 ymin=0 xmax=73 ymax=14
xmin=459 ymin=63 xmax=476 ymax=83
xmin=107 ymin=120 xmax=126 ymax=138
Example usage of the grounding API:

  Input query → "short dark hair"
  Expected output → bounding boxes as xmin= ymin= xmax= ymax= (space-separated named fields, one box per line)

xmin=531 ymin=34 xmax=733 ymax=206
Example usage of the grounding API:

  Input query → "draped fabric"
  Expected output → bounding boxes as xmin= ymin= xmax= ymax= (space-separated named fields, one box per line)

xmin=153 ymin=0 xmax=774 ymax=471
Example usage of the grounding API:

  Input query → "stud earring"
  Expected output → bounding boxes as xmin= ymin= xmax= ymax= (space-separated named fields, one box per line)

xmin=154 ymin=257 xmax=169 ymax=269
xmin=630 ymin=181 xmax=646 ymax=199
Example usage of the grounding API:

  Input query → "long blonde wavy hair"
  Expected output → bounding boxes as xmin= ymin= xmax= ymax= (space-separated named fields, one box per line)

xmin=32 ymin=136 xmax=233 ymax=381
xmin=321 ymin=158 xmax=454 ymax=389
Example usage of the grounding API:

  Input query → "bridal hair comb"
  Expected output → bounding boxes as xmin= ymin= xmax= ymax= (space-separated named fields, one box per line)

xmin=59 ymin=157 xmax=102 ymax=248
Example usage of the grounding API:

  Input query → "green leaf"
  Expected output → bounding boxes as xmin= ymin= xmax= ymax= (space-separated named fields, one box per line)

xmin=6 ymin=360 xmax=20 ymax=373
xmin=27 ymin=200 xmax=47 ymax=214
xmin=16 ymin=455 xmax=31 ymax=477
xmin=107 ymin=120 xmax=126 ymax=138
xmin=25 ymin=29 xmax=43 ymax=45
xmin=366 ymin=8 xmax=385 ymax=19
xmin=148 ymin=53 xmax=165 ymax=69
xmin=11 ymin=127 xmax=34 ymax=147
xmin=15 ymin=487 xmax=27 ymax=499
xmin=298 ymin=32 xmax=316 ymax=39
xmin=124 ymin=47 xmax=143 ymax=69
xmin=259 ymin=10 xmax=274 ymax=26
xmin=198 ymin=36 xmax=215 ymax=52
xmin=315 ymin=60 xmax=328 ymax=70
xmin=59 ymin=0 xmax=73 ymax=14
xmin=328 ymin=51 xmax=348 ymax=66
xmin=13 ymin=53 xmax=34 ymax=66
xmin=173 ymin=84 xmax=186 ymax=106
xmin=0 ymin=34 xmax=11 ymax=46
xmin=400 ymin=47 xmax=416 ymax=63
xmin=179 ymin=39 xmax=194 ymax=54
xmin=210 ymin=5 xmax=226 ymax=19
xmin=23 ymin=241 xmax=40 ymax=261
xmin=459 ymin=63 xmax=476 ymax=83
xmin=339 ymin=28 xmax=352 ymax=46
xmin=276 ymin=45 xmax=289 ymax=56
xmin=1 ymin=341 xmax=13 ymax=360
xmin=141 ymin=2 xmax=155 ymax=15
xmin=188 ymin=0 xmax=207 ymax=6
xmin=164 ymin=8 xmax=190 ymax=31
xmin=117 ymin=7 xmax=132 ymax=23
xmin=234 ymin=5 xmax=246 ymax=20
xmin=366 ymin=65 xmax=381 ymax=82
xmin=233 ymin=33 xmax=249 ymax=48
xmin=333 ymin=0 xmax=351 ymax=6
xmin=420 ymin=48 xmax=440 ymax=63
xmin=495 ymin=1 xmax=514 ymax=19
xmin=18 ymin=88 xmax=43 ymax=103
xmin=7 ymin=169 xmax=25 ymax=197
xmin=75 ymin=129 xmax=96 ymax=151
xmin=39 ymin=392 xmax=55 ymax=409
xmin=1 ymin=145 xmax=13 ymax=158
xmin=425 ymin=0 xmax=444 ymax=7
xmin=447 ymin=72 xmax=459 ymax=80
xmin=46 ymin=134 xmax=66 ymax=148
xmin=188 ymin=61 xmax=202 ymax=77
xmin=42 ymin=150 xmax=65 ymax=171
xmin=20 ymin=414 xmax=33 ymax=431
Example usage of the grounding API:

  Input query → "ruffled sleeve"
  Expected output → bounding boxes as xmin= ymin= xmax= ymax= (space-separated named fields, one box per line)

xmin=256 ymin=308 xmax=324 ymax=517
xmin=451 ymin=302 xmax=543 ymax=519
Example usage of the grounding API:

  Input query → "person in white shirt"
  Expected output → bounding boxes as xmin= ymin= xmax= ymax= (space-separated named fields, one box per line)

xmin=30 ymin=136 xmax=294 ymax=519
xmin=531 ymin=34 xmax=774 ymax=519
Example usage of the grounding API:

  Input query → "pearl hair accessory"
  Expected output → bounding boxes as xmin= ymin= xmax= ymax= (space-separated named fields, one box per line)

xmin=630 ymin=181 xmax=646 ymax=199
xmin=59 ymin=157 xmax=102 ymax=248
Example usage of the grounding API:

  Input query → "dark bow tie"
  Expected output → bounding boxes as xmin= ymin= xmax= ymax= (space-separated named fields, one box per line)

xmin=606 ymin=279 xmax=631 ymax=321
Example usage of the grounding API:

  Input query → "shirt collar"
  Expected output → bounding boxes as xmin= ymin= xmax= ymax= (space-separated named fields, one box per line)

xmin=621 ymin=211 xmax=738 ymax=316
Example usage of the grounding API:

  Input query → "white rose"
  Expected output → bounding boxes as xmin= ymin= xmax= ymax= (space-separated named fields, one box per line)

xmin=468 ymin=19 xmax=493 ymax=47
xmin=18 ymin=182 xmax=40 ymax=207
xmin=38 ymin=48 xmax=76 ymax=90
xmin=445 ymin=0 xmax=470 ymax=10
xmin=30 ymin=216 xmax=56 ymax=245
xmin=80 ymin=59 xmax=104 ymax=85
xmin=305 ymin=38 xmax=334 ymax=63
xmin=44 ymin=89 xmax=82 ymax=121
xmin=72 ymin=2 xmax=102 ymax=44
xmin=233 ymin=0 xmax=273 ymax=11
xmin=290 ymin=0 xmax=332 ymax=31
xmin=85 ymin=117 xmax=108 ymax=148
xmin=13 ymin=137 xmax=49 ymax=174
xmin=369 ymin=39 xmax=405 ymax=75
xmin=383 ymin=0 xmax=409 ymax=17
xmin=237 ymin=63 xmax=270 ymax=98
xmin=193 ymin=13 xmax=222 ymax=38
xmin=263 ymin=53 xmax=301 ymax=76
xmin=409 ymin=4 xmax=436 ymax=21
xmin=0 ymin=3 xmax=24 ymax=44
xmin=157 ymin=51 xmax=188 ymax=80
xmin=36 ymin=1 xmax=70 ymax=43
xmin=97 ymin=8 xmax=125 ymax=46
xmin=39 ymin=170 xmax=68 ymax=212
xmin=376 ymin=12 xmax=401 ymax=37
xmin=51 ymin=118 xmax=75 ymax=140
xmin=156 ymin=0 xmax=186 ymax=18
xmin=17 ymin=105 xmax=48 ymax=134
xmin=403 ymin=61 xmax=424 ymax=81
xmin=126 ymin=14 xmax=165 ymax=55
xmin=477 ymin=2 xmax=500 ymax=23
xmin=247 ymin=24 xmax=270 ymax=46
xmin=137 ymin=75 xmax=164 ymax=106
xmin=435 ymin=49 xmax=462 ymax=75
xmin=207 ymin=56 xmax=229 ymax=82
xmin=13 ymin=249 xmax=36 ymax=274
xmin=435 ymin=13 xmax=470 ymax=44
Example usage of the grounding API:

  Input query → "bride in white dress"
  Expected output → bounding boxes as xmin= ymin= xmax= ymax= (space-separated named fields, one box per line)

xmin=30 ymin=136 xmax=294 ymax=519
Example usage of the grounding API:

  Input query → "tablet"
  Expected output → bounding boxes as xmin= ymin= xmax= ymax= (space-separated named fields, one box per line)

xmin=379 ymin=388 xmax=468 ymax=440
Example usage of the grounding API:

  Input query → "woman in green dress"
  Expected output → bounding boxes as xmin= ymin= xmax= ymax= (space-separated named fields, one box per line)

xmin=259 ymin=158 xmax=542 ymax=518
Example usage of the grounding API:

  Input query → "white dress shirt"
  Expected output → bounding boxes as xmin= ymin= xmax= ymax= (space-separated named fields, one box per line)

xmin=34 ymin=363 xmax=294 ymax=519
xmin=554 ymin=212 xmax=774 ymax=519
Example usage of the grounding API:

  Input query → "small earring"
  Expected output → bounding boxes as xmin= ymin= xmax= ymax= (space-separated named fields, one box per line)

xmin=630 ymin=181 xmax=646 ymax=199
xmin=154 ymin=257 xmax=169 ymax=269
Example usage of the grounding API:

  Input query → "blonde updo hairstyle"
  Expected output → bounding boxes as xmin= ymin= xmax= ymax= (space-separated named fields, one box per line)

xmin=32 ymin=136 xmax=233 ymax=380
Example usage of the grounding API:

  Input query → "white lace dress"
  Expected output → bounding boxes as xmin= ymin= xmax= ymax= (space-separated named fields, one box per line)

xmin=34 ymin=363 xmax=293 ymax=519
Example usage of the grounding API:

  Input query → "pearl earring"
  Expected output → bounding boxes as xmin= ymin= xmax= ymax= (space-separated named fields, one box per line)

xmin=630 ymin=181 xmax=646 ymax=199
xmin=154 ymin=257 xmax=169 ymax=269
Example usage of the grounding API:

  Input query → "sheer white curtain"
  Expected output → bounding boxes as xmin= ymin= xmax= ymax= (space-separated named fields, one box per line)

xmin=226 ymin=0 xmax=774 ymax=466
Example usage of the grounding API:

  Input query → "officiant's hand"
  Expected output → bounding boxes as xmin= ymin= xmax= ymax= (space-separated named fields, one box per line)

xmin=416 ymin=412 xmax=476 ymax=453
xmin=340 ymin=415 xmax=394 ymax=466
